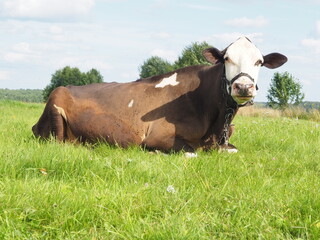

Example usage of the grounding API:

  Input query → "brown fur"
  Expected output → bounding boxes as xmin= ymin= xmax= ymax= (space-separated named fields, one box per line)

xmin=33 ymin=42 xmax=287 ymax=152
xmin=33 ymin=65 xmax=234 ymax=151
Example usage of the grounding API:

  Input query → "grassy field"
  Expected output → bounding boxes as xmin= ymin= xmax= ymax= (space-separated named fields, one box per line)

xmin=238 ymin=105 xmax=320 ymax=122
xmin=0 ymin=100 xmax=320 ymax=239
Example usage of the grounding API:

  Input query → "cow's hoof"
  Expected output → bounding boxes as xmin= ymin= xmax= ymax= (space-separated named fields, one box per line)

xmin=219 ymin=148 xmax=238 ymax=154
xmin=226 ymin=148 xmax=238 ymax=154
xmin=185 ymin=152 xmax=198 ymax=158
xmin=154 ymin=150 xmax=168 ymax=156
xmin=218 ymin=144 xmax=238 ymax=154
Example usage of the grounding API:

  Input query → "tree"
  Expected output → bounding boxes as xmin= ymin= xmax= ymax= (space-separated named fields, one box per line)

xmin=173 ymin=41 xmax=213 ymax=69
xmin=139 ymin=56 xmax=173 ymax=78
xmin=85 ymin=68 xmax=104 ymax=84
xmin=267 ymin=72 xmax=304 ymax=109
xmin=43 ymin=66 xmax=103 ymax=101
xmin=138 ymin=41 xmax=213 ymax=78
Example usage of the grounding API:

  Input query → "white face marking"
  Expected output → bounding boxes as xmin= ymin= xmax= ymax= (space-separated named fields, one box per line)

xmin=53 ymin=104 xmax=67 ymax=121
xmin=128 ymin=99 xmax=134 ymax=108
xmin=224 ymin=37 xmax=263 ymax=104
xmin=155 ymin=73 xmax=179 ymax=88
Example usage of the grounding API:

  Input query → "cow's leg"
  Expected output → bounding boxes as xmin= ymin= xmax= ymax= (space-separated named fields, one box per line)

xmin=142 ymin=131 xmax=194 ymax=153
xmin=202 ymin=109 xmax=238 ymax=152
xmin=218 ymin=124 xmax=238 ymax=153
xmin=172 ymin=137 xmax=195 ymax=152
xmin=228 ymin=124 xmax=235 ymax=138
xmin=32 ymin=105 xmax=51 ymax=139
xmin=32 ymin=87 xmax=72 ymax=141
xmin=50 ymin=104 xmax=67 ymax=141
xmin=142 ymin=121 xmax=195 ymax=152
xmin=32 ymin=101 xmax=67 ymax=141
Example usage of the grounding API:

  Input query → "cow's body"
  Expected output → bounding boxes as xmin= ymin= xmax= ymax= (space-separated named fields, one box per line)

xmin=32 ymin=37 xmax=287 ymax=152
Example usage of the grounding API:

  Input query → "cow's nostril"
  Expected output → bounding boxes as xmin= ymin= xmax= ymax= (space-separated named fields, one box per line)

xmin=235 ymin=83 xmax=242 ymax=90
xmin=234 ymin=83 xmax=254 ymax=90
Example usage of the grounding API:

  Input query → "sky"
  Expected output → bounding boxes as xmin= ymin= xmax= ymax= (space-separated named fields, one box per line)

xmin=0 ymin=0 xmax=319 ymax=102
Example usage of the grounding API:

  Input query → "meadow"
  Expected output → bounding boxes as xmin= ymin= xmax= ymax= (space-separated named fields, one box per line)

xmin=0 ymin=100 xmax=320 ymax=239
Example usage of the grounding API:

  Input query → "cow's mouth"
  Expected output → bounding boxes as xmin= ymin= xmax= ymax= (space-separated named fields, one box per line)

xmin=233 ymin=96 xmax=253 ymax=104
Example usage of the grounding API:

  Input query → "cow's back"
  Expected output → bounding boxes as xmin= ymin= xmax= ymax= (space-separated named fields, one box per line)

xmin=33 ymin=65 xmax=213 ymax=149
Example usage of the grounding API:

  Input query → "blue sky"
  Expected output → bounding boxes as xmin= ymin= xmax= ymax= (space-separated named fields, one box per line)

xmin=0 ymin=0 xmax=319 ymax=102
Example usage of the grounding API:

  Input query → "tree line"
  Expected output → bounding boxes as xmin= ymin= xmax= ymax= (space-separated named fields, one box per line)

xmin=0 ymin=42 xmax=308 ymax=109
xmin=0 ymin=89 xmax=43 ymax=103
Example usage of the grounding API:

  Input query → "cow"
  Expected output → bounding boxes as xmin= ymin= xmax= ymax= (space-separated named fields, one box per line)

xmin=32 ymin=37 xmax=287 ymax=153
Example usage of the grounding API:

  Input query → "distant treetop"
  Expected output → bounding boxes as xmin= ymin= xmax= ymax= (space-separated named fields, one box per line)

xmin=139 ymin=41 xmax=213 ymax=78
xmin=267 ymin=72 xmax=304 ymax=110
xmin=43 ymin=66 xmax=104 ymax=101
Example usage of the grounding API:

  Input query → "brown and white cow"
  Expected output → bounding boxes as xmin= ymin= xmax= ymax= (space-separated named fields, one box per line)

xmin=32 ymin=37 xmax=287 ymax=153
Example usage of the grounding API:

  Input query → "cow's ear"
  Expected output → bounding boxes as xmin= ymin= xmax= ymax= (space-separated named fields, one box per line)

xmin=263 ymin=53 xmax=288 ymax=69
xmin=203 ymin=47 xmax=225 ymax=64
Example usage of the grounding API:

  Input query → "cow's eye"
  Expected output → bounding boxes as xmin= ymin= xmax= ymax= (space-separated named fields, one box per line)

xmin=224 ymin=57 xmax=230 ymax=62
xmin=255 ymin=60 xmax=263 ymax=66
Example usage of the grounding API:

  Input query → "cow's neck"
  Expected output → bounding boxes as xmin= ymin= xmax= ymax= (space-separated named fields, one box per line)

xmin=199 ymin=64 xmax=240 ymax=146
xmin=222 ymin=70 xmax=240 ymax=111
xmin=199 ymin=64 xmax=238 ymax=112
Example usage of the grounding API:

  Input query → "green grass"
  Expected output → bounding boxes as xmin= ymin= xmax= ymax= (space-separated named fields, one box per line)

xmin=1 ymin=100 xmax=320 ymax=239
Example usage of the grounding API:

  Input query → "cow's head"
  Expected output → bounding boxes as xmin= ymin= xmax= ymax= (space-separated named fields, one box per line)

xmin=203 ymin=37 xmax=287 ymax=105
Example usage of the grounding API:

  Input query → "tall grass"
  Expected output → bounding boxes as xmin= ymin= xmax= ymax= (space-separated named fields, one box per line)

xmin=1 ymin=100 xmax=320 ymax=239
xmin=238 ymin=105 xmax=320 ymax=122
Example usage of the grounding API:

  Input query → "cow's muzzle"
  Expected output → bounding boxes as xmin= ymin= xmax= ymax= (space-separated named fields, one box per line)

xmin=229 ymin=72 xmax=257 ymax=104
xmin=234 ymin=82 xmax=254 ymax=96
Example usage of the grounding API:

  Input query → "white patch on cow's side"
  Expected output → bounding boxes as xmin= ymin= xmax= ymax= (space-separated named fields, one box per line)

xmin=155 ymin=73 xmax=179 ymax=88
xmin=141 ymin=134 xmax=146 ymax=141
xmin=128 ymin=99 xmax=134 ymax=108
xmin=185 ymin=152 xmax=198 ymax=158
xmin=53 ymin=104 xmax=67 ymax=122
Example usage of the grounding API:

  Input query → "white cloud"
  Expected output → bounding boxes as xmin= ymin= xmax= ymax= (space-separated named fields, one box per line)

xmin=317 ymin=21 xmax=320 ymax=35
xmin=12 ymin=42 xmax=32 ymax=53
xmin=0 ymin=0 xmax=95 ymax=19
xmin=225 ymin=16 xmax=268 ymax=28
xmin=54 ymin=56 xmax=113 ymax=72
xmin=151 ymin=32 xmax=172 ymax=40
xmin=206 ymin=32 xmax=264 ymax=48
xmin=4 ymin=52 xmax=25 ymax=62
xmin=121 ymin=71 xmax=139 ymax=80
xmin=300 ymin=79 xmax=312 ymax=86
xmin=3 ymin=42 xmax=40 ymax=63
xmin=50 ymin=25 xmax=64 ymax=35
xmin=152 ymin=0 xmax=170 ymax=8
xmin=301 ymin=21 xmax=320 ymax=54
xmin=184 ymin=4 xmax=225 ymax=11
xmin=151 ymin=49 xmax=177 ymax=62
xmin=0 ymin=71 xmax=10 ymax=80
xmin=301 ymin=38 xmax=320 ymax=53
xmin=301 ymin=0 xmax=320 ymax=3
